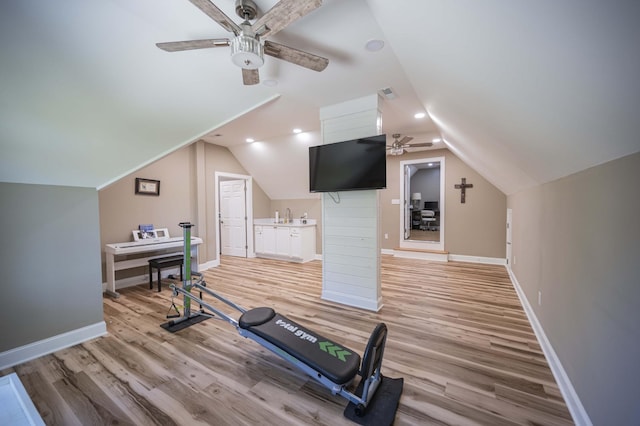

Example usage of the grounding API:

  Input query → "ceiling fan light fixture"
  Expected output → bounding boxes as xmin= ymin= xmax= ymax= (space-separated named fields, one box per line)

xmin=389 ymin=146 xmax=404 ymax=156
xmin=230 ymin=35 xmax=264 ymax=69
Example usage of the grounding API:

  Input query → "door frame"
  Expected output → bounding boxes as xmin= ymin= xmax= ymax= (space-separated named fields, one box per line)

xmin=214 ymin=172 xmax=254 ymax=261
xmin=506 ymin=208 xmax=513 ymax=269
xmin=399 ymin=156 xmax=445 ymax=252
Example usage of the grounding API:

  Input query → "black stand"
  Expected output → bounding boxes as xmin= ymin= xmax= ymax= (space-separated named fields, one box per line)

xmin=344 ymin=376 xmax=404 ymax=425
xmin=160 ymin=222 xmax=209 ymax=332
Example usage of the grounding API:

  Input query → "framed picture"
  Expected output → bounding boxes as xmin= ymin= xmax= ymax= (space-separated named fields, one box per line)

xmin=135 ymin=178 xmax=160 ymax=196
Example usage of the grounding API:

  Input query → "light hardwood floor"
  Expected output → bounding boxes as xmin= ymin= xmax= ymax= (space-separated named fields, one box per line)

xmin=2 ymin=256 xmax=573 ymax=425
xmin=407 ymin=229 xmax=439 ymax=242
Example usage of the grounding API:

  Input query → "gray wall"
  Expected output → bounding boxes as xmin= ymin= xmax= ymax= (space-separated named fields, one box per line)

xmin=410 ymin=167 xmax=440 ymax=206
xmin=382 ymin=148 xmax=507 ymax=257
xmin=0 ymin=183 xmax=104 ymax=352
xmin=99 ymin=142 xmax=271 ymax=271
xmin=508 ymin=152 xmax=640 ymax=425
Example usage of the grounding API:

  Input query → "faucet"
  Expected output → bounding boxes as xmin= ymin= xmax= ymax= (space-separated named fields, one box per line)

xmin=285 ymin=208 xmax=291 ymax=224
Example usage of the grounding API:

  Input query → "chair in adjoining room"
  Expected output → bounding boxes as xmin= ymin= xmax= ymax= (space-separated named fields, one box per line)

xmin=420 ymin=210 xmax=436 ymax=231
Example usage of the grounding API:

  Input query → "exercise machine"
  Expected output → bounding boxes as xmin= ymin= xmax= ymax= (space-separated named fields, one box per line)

xmin=163 ymin=223 xmax=393 ymax=416
xmin=162 ymin=222 xmax=207 ymax=324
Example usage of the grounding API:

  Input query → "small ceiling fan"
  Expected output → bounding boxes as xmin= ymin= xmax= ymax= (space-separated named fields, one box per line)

xmin=387 ymin=133 xmax=433 ymax=156
xmin=156 ymin=0 xmax=329 ymax=85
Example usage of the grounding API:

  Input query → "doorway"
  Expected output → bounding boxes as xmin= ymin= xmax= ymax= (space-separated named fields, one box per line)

xmin=215 ymin=172 xmax=254 ymax=260
xmin=399 ymin=156 xmax=445 ymax=252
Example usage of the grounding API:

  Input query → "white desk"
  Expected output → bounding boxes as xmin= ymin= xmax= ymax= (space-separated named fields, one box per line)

xmin=104 ymin=236 xmax=203 ymax=297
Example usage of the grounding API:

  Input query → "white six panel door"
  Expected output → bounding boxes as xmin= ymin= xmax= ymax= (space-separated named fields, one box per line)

xmin=220 ymin=179 xmax=247 ymax=257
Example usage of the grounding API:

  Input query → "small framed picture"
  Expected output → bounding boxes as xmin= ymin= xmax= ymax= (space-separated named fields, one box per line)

xmin=135 ymin=178 xmax=160 ymax=196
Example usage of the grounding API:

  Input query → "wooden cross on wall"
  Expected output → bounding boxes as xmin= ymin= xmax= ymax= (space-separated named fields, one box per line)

xmin=454 ymin=178 xmax=473 ymax=203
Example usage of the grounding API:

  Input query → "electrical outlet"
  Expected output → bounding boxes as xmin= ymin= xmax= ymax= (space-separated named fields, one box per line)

xmin=538 ymin=291 xmax=542 ymax=306
xmin=384 ymin=233 xmax=388 ymax=239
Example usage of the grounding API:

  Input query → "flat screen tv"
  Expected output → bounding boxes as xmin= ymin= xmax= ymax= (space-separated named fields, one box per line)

xmin=309 ymin=134 xmax=386 ymax=192
xmin=424 ymin=201 xmax=439 ymax=210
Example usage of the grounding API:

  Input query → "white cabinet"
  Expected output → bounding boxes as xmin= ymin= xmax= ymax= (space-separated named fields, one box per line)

xmin=290 ymin=228 xmax=302 ymax=258
xmin=254 ymin=226 xmax=264 ymax=254
xmin=254 ymin=224 xmax=316 ymax=263
xmin=258 ymin=225 xmax=275 ymax=253
xmin=276 ymin=227 xmax=291 ymax=256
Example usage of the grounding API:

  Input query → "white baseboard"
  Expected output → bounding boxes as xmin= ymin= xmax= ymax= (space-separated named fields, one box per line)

xmin=506 ymin=267 xmax=592 ymax=426
xmin=0 ymin=322 xmax=107 ymax=371
xmin=449 ymin=254 xmax=506 ymax=265
xmin=199 ymin=260 xmax=219 ymax=270
xmin=393 ymin=250 xmax=448 ymax=262
xmin=321 ymin=290 xmax=383 ymax=312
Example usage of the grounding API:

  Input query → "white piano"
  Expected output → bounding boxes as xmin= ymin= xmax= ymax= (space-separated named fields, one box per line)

xmin=104 ymin=228 xmax=202 ymax=297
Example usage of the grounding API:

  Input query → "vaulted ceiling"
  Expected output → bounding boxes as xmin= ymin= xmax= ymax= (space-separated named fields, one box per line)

xmin=1 ymin=1 xmax=638 ymax=197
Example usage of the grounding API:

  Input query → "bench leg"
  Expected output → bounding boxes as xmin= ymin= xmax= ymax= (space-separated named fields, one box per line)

xmin=149 ymin=267 xmax=153 ymax=290
xmin=157 ymin=268 xmax=162 ymax=292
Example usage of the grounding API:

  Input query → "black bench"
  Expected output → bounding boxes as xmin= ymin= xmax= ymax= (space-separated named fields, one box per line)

xmin=148 ymin=255 xmax=183 ymax=292
xmin=239 ymin=307 xmax=361 ymax=385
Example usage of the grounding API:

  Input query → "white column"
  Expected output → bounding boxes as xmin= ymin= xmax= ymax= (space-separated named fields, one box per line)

xmin=319 ymin=94 xmax=383 ymax=311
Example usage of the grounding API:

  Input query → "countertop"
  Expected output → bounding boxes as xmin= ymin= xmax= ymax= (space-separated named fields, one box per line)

xmin=254 ymin=218 xmax=317 ymax=227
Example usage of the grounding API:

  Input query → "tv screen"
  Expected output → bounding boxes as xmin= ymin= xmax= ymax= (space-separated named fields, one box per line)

xmin=424 ymin=201 xmax=439 ymax=210
xmin=309 ymin=134 xmax=387 ymax=192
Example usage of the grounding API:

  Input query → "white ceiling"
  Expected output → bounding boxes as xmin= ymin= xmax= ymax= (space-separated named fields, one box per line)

xmin=1 ymin=1 xmax=639 ymax=196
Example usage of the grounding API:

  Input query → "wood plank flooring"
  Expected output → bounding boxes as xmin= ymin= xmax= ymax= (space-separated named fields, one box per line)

xmin=2 ymin=255 xmax=573 ymax=425
xmin=407 ymin=229 xmax=440 ymax=242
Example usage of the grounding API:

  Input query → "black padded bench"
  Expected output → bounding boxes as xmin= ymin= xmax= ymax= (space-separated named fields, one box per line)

xmin=238 ymin=307 xmax=361 ymax=385
xmin=148 ymin=255 xmax=183 ymax=292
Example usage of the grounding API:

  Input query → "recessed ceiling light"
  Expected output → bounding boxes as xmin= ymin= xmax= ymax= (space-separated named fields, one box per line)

xmin=432 ymin=137 xmax=442 ymax=143
xmin=414 ymin=112 xmax=426 ymax=119
xmin=365 ymin=39 xmax=385 ymax=52
xmin=293 ymin=128 xmax=302 ymax=134
xmin=246 ymin=138 xmax=254 ymax=143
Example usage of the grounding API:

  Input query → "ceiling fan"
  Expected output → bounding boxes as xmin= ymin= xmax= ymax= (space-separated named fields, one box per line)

xmin=387 ymin=133 xmax=433 ymax=156
xmin=156 ymin=0 xmax=329 ymax=85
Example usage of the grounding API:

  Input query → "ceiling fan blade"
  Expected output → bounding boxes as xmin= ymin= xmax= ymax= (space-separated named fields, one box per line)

xmin=242 ymin=68 xmax=259 ymax=85
xmin=398 ymin=136 xmax=414 ymax=145
xmin=253 ymin=0 xmax=322 ymax=38
xmin=264 ymin=40 xmax=328 ymax=72
xmin=407 ymin=142 xmax=433 ymax=148
xmin=156 ymin=39 xmax=230 ymax=52
xmin=188 ymin=0 xmax=241 ymax=35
